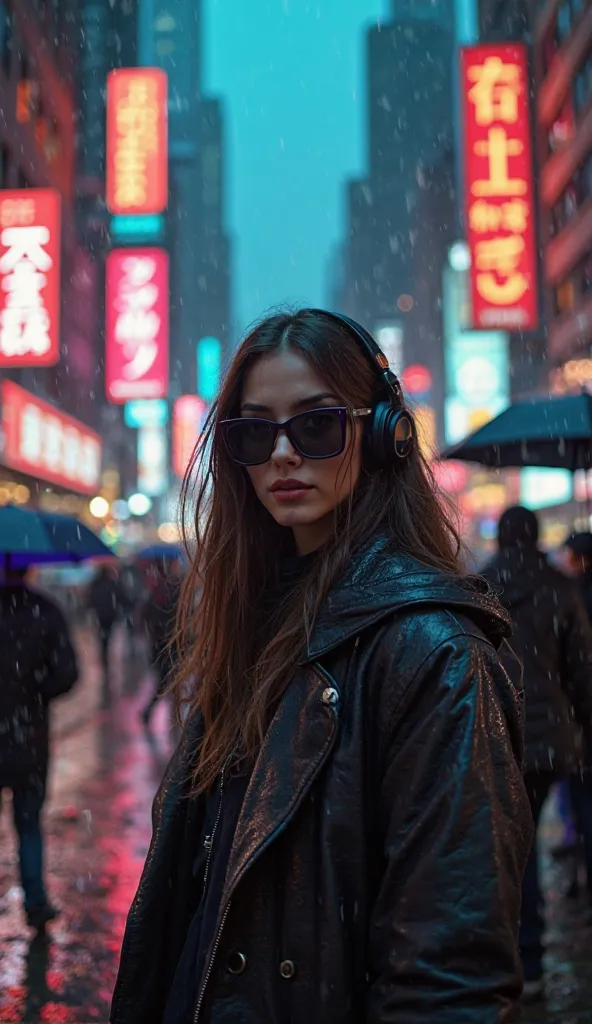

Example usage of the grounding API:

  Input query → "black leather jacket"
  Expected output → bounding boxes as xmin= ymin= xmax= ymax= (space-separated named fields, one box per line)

xmin=111 ymin=538 xmax=532 ymax=1024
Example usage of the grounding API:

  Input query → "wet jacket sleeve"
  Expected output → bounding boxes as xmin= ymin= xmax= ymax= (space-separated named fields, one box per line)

xmin=366 ymin=628 xmax=532 ymax=1024
xmin=40 ymin=602 xmax=79 ymax=700
xmin=562 ymin=587 xmax=592 ymax=746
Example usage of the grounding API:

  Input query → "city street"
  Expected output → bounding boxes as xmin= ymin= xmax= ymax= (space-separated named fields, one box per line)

xmin=0 ymin=627 xmax=591 ymax=1023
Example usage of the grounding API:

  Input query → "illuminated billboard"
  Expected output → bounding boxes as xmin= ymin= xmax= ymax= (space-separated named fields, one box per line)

xmin=461 ymin=44 xmax=538 ymax=331
xmin=137 ymin=424 xmax=168 ymax=497
xmin=1 ymin=380 xmax=101 ymax=494
xmin=106 ymin=68 xmax=168 ymax=216
xmin=173 ymin=395 xmax=207 ymax=479
xmin=0 ymin=189 xmax=61 ymax=367
xmin=442 ymin=258 xmax=510 ymax=445
xmin=106 ymin=248 xmax=169 ymax=403
xmin=197 ymin=337 xmax=222 ymax=402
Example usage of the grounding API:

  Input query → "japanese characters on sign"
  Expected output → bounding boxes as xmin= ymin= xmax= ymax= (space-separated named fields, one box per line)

xmin=106 ymin=248 xmax=169 ymax=403
xmin=0 ymin=189 xmax=60 ymax=367
xmin=0 ymin=380 xmax=102 ymax=494
xmin=106 ymin=68 xmax=168 ymax=216
xmin=461 ymin=44 xmax=538 ymax=331
xmin=173 ymin=395 xmax=207 ymax=479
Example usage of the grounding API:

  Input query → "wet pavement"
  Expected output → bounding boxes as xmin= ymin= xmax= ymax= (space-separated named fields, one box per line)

xmin=1 ymin=625 xmax=592 ymax=1022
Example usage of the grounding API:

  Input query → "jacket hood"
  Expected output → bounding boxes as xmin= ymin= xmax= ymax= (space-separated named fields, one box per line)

xmin=482 ymin=549 xmax=549 ymax=609
xmin=305 ymin=533 xmax=511 ymax=661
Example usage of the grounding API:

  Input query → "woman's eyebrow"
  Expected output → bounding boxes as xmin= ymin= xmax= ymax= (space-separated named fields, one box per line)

xmin=240 ymin=392 xmax=340 ymax=413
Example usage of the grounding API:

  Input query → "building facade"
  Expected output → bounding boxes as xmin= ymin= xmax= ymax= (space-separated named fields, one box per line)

xmin=534 ymin=0 xmax=592 ymax=368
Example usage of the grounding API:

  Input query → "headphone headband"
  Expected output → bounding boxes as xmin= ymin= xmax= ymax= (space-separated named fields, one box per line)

xmin=309 ymin=309 xmax=403 ymax=406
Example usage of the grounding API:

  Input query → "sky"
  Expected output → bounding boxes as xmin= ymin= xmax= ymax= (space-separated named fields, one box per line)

xmin=204 ymin=0 xmax=386 ymax=333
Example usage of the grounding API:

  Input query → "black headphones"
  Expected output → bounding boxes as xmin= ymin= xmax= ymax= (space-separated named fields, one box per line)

xmin=309 ymin=309 xmax=414 ymax=467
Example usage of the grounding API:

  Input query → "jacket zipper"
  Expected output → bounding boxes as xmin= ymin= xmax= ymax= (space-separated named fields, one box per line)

xmin=193 ymin=900 xmax=232 ymax=1023
xmin=192 ymin=666 xmax=339 ymax=1023
xmin=202 ymin=763 xmax=227 ymax=893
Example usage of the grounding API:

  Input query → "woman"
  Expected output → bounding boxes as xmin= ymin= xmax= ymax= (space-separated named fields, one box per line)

xmin=111 ymin=309 xmax=532 ymax=1023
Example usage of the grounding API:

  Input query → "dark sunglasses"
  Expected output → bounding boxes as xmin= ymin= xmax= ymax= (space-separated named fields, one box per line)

xmin=219 ymin=406 xmax=372 ymax=466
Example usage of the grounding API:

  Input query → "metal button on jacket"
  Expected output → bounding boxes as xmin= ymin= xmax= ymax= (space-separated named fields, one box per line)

xmin=321 ymin=686 xmax=339 ymax=706
xmin=279 ymin=959 xmax=296 ymax=979
xmin=226 ymin=952 xmax=247 ymax=975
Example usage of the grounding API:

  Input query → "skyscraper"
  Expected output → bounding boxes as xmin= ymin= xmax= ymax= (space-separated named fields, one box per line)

xmin=342 ymin=14 xmax=454 ymax=333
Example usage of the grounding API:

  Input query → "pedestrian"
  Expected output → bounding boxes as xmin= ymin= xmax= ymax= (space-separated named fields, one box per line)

xmin=120 ymin=559 xmax=147 ymax=662
xmin=483 ymin=507 xmax=592 ymax=998
xmin=0 ymin=564 xmax=79 ymax=931
xmin=565 ymin=531 xmax=592 ymax=620
xmin=140 ymin=557 xmax=183 ymax=727
xmin=111 ymin=309 xmax=532 ymax=1024
xmin=88 ymin=564 xmax=129 ymax=706
xmin=562 ymin=531 xmax=592 ymax=913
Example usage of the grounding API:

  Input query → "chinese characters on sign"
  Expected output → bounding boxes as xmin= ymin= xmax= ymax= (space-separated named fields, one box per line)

xmin=106 ymin=248 xmax=169 ymax=403
xmin=461 ymin=44 xmax=538 ymax=331
xmin=1 ymin=380 xmax=101 ymax=494
xmin=0 ymin=189 xmax=60 ymax=367
xmin=106 ymin=68 xmax=168 ymax=215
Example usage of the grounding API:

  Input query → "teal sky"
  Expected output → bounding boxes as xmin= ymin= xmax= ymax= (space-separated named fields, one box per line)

xmin=205 ymin=0 xmax=386 ymax=333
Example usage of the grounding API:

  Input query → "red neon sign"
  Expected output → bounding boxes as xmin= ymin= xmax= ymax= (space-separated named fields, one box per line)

xmin=461 ymin=44 xmax=538 ymax=331
xmin=1 ymin=380 xmax=102 ymax=494
xmin=402 ymin=364 xmax=433 ymax=395
xmin=106 ymin=248 xmax=169 ymax=403
xmin=106 ymin=68 xmax=168 ymax=216
xmin=173 ymin=395 xmax=207 ymax=479
xmin=0 ymin=189 xmax=61 ymax=367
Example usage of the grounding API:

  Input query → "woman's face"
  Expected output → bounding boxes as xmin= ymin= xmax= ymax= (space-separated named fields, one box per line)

xmin=240 ymin=348 xmax=364 ymax=555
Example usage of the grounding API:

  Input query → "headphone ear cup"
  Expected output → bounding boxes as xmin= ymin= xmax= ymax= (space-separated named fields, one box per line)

xmin=363 ymin=404 xmax=414 ymax=468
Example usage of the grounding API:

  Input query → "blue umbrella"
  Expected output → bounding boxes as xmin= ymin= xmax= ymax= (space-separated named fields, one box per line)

xmin=136 ymin=543 xmax=184 ymax=561
xmin=0 ymin=505 xmax=115 ymax=568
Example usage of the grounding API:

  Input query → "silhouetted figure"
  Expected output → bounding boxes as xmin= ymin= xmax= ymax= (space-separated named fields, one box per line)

xmin=88 ymin=565 xmax=129 ymax=706
xmin=563 ymin=531 xmax=592 ymax=911
xmin=483 ymin=507 xmax=592 ymax=997
xmin=140 ymin=559 xmax=182 ymax=727
xmin=0 ymin=566 xmax=78 ymax=930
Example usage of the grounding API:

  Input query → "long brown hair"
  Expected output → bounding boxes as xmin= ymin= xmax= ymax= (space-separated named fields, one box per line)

xmin=173 ymin=309 xmax=461 ymax=793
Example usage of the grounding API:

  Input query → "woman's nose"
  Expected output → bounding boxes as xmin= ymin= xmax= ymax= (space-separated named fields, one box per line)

xmin=272 ymin=429 xmax=301 ymax=463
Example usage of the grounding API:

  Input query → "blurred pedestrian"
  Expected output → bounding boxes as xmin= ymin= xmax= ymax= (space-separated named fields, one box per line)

xmin=140 ymin=557 xmax=183 ymax=727
xmin=112 ymin=309 xmax=531 ymax=1024
xmin=565 ymin=531 xmax=592 ymax=619
xmin=0 ymin=565 xmax=78 ymax=931
xmin=120 ymin=559 xmax=147 ymax=662
xmin=563 ymin=531 xmax=592 ymax=912
xmin=88 ymin=564 xmax=129 ymax=706
xmin=483 ymin=506 xmax=592 ymax=998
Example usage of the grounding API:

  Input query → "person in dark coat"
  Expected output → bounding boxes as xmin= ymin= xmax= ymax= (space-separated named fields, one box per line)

xmin=483 ymin=506 xmax=592 ymax=995
xmin=140 ymin=558 xmax=183 ymax=727
xmin=565 ymin=531 xmax=592 ymax=621
xmin=88 ymin=564 xmax=129 ymax=705
xmin=0 ymin=566 xmax=79 ymax=930
xmin=111 ymin=309 xmax=532 ymax=1023
xmin=562 ymin=531 xmax=592 ymax=910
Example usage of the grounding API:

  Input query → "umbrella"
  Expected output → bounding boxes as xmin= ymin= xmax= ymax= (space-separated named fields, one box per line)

xmin=442 ymin=393 xmax=592 ymax=472
xmin=0 ymin=505 xmax=115 ymax=569
xmin=136 ymin=543 xmax=184 ymax=561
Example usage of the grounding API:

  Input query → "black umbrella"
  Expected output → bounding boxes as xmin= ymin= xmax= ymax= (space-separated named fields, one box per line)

xmin=442 ymin=393 xmax=592 ymax=473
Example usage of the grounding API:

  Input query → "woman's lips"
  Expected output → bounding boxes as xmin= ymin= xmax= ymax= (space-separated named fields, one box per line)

xmin=270 ymin=481 xmax=313 ymax=502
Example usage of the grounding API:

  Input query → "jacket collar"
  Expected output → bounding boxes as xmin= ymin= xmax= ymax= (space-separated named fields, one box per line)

xmin=304 ymin=532 xmax=511 ymax=662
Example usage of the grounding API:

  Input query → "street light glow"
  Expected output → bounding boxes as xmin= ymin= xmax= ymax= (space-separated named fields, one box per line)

xmin=128 ymin=493 xmax=152 ymax=516
xmin=89 ymin=496 xmax=109 ymax=519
